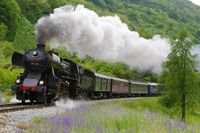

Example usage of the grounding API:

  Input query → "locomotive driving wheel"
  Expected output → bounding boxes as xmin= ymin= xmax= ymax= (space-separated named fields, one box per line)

xmin=21 ymin=100 xmax=25 ymax=104
xmin=30 ymin=99 xmax=34 ymax=103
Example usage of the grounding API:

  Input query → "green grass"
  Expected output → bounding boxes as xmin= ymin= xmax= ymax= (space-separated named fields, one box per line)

xmin=85 ymin=98 xmax=200 ymax=132
xmin=29 ymin=98 xmax=200 ymax=133
xmin=113 ymin=97 xmax=200 ymax=124
xmin=0 ymin=119 xmax=7 ymax=126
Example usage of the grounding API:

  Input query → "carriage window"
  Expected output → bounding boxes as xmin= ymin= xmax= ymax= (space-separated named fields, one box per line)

xmin=96 ymin=77 xmax=101 ymax=90
xmin=105 ymin=79 xmax=107 ymax=89
xmin=100 ymin=78 xmax=102 ymax=90
xmin=103 ymin=78 xmax=106 ymax=90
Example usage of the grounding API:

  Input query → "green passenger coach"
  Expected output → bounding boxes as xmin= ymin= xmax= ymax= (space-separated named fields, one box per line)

xmin=79 ymin=69 xmax=158 ymax=99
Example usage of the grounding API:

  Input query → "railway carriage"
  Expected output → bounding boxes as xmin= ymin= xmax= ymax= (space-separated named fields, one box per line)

xmin=79 ymin=69 xmax=95 ymax=98
xmin=73 ymin=70 xmax=159 ymax=98
xmin=111 ymin=77 xmax=129 ymax=96
xmin=148 ymin=82 xmax=158 ymax=95
xmin=130 ymin=81 xmax=148 ymax=96
xmin=94 ymin=73 xmax=111 ymax=95
xmin=80 ymin=72 xmax=112 ymax=98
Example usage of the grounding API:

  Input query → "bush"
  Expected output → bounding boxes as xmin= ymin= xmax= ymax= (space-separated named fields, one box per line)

xmin=0 ymin=66 xmax=22 ymax=93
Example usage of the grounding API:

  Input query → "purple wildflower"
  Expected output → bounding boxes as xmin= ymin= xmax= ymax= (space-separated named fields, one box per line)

xmin=62 ymin=115 xmax=74 ymax=127
xmin=63 ymin=127 xmax=68 ymax=133
xmin=166 ymin=119 xmax=172 ymax=133
xmin=95 ymin=126 xmax=99 ymax=133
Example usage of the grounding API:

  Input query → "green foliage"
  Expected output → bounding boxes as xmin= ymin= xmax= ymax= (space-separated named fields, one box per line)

xmin=15 ymin=0 xmax=200 ymax=44
xmin=88 ymin=0 xmax=200 ymax=43
xmin=48 ymin=0 xmax=67 ymax=9
xmin=159 ymin=30 xmax=199 ymax=121
xmin=0 ymin=66 xmax=22 ymax=92
xmin=31 ymin=116 xmax=44 ymax=124
xmin=13 ymin=16 xmax=36 ymax=50
xmin=0 ymin=41 xmax=15 ymax=64
xmin=118 ymin=98 xmax=172 ymax=116
xmin=0 ymin=23 xmax=7 ymax=40
xmin=2 ymin=91 xmax=12 ymax=103
xmin=116 ymin=98 xmax=200 ymax=124
xmin=16 ymin=0 xmax=51 ymax=23
xmin=3 ymin=46 xmax=13 ymax=59
xmin=0 ymin=0 xmax=21 ymax=41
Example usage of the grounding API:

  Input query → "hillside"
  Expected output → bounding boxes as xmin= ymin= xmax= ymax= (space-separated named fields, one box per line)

xmin=88 ymin=0 xmax=200 ymax=43
xmin=2 ymin=0 xmax=200 ymax=44
xmin=1 ymin=0 xmax=200 ymax=55
xmin=16 ymin=0 xmax=200 ymax=43
xmin=0 ymin=0 xmax=200 ymax=90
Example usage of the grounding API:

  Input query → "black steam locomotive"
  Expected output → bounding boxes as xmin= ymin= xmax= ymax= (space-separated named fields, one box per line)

xmin=11 ymin=44 xmax=83 ymax=103
xmin=11 ymin=44 xmax=158 ymax=104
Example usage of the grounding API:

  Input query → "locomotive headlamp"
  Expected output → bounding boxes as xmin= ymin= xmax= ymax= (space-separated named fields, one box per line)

xmin=16 ymin=79 xmax=20 ymax=84
xmin=33 ymin=51 xmax=38 ymax=56
xmin=39 ymin=80 xmax=44 ymax=85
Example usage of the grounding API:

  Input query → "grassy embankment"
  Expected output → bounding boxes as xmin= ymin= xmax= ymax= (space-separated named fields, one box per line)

xmin=27 ymin=97 xmax=200 ymax=133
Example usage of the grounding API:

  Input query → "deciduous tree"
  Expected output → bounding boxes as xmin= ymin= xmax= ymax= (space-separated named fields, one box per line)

xmin=160 ymin=30 xmax=199 ymax=122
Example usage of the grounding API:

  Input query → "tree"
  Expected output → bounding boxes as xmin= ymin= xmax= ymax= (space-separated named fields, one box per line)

xmin=160 ymin=30 xmax=198 ymax=122
xmin=13 ymin=16 xmax=36 ymax=50
xmin=0 ymin=0 xmax=20 ymax=41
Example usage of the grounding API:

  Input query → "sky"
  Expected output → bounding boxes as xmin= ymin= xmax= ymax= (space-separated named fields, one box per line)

xmin=189 ymin=0 xmax=200 ymax=6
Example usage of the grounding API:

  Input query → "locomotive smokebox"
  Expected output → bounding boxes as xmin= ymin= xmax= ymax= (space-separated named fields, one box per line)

xmin=37 ymin=44 xmax=45 ymax=50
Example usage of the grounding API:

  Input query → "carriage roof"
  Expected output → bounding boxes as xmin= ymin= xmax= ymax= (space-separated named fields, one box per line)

xmin=95 ymin=73 xmax=129 ymax=82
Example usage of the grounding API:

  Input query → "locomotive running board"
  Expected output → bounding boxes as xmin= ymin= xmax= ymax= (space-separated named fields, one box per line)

xmin=60 ymin=75 xmax=78 ymax=81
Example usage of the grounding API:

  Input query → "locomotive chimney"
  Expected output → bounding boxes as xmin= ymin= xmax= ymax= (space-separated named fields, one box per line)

xmin=37 ymin=44 xmax=45 ymax=50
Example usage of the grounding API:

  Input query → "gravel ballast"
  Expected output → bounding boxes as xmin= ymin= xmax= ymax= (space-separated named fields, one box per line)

xmin=0 ymin=99 xmax=87 ymax=133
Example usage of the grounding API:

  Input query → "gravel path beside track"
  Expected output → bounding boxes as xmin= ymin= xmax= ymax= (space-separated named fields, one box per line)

xmin=0 ymin=99 xmax=88 ymax=133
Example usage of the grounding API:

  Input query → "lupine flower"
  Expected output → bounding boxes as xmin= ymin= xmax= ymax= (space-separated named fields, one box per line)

xmin=166 ymin=119 xmax=172 ymax=133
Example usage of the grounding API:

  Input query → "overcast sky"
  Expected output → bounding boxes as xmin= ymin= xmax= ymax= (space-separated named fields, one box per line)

xmin=189 ymin=0 xmax=200 ymax=6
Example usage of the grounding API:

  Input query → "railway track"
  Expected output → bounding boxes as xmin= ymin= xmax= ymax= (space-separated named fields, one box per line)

xmin=0 ymin=103 xmax=55 ymax=113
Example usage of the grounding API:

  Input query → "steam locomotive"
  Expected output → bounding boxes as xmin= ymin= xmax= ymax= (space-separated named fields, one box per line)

xmin=11 ymin=44 xmax=158 ymax=104
xmin=11 ymin=44 xmax=82 ymax=103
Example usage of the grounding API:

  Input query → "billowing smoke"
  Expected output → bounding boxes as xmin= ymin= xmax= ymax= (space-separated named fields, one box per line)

xmin=36 ymin=5 xmax=171 ymax=73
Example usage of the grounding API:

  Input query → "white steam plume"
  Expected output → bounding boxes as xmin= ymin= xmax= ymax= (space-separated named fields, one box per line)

xmin=36 ymin=5 xmax=171 ymax=73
